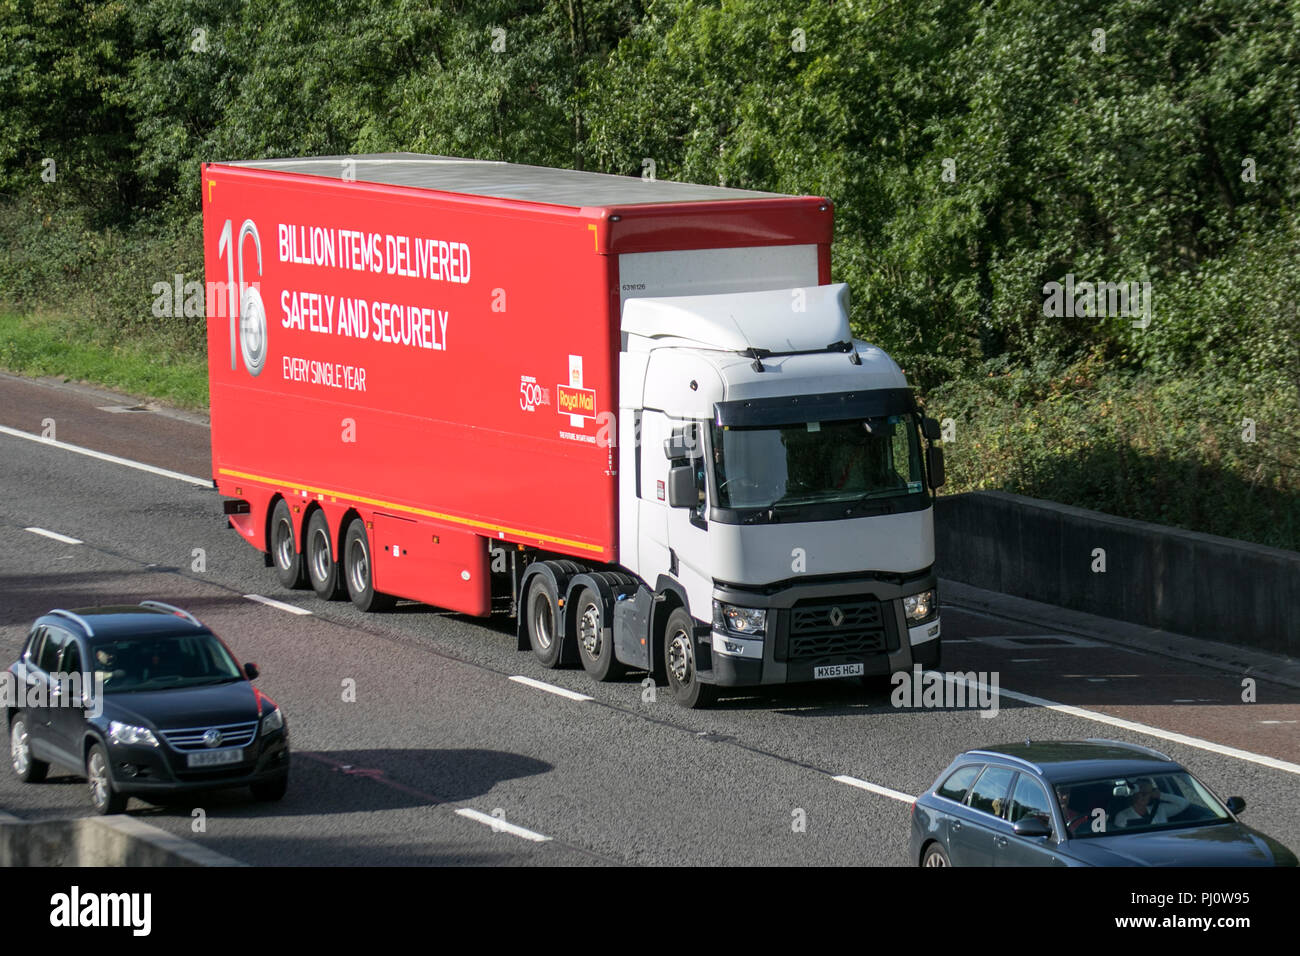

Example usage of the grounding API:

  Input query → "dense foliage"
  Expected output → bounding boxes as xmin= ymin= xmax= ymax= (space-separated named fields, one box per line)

xmin=1 ymin=0 xmax=1296 ymax=547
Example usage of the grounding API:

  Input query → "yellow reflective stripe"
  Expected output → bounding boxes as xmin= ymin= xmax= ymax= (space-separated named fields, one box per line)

xmin=218 ymin=468 xmax=605 ymax=554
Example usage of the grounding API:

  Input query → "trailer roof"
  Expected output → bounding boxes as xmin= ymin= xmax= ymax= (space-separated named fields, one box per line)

xmin=223 ymin=152 xmax=797 ymax=208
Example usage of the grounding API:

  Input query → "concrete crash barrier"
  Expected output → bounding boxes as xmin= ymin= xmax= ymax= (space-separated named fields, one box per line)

xmin=0 ymin=811 xmax=243 ymax=867
xmin=935 ymin=490 xmax=1300 ymax=657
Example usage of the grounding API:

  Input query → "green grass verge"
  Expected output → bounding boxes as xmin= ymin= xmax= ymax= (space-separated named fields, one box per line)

xmin=0 ymin=311 xmax=208 ymax=411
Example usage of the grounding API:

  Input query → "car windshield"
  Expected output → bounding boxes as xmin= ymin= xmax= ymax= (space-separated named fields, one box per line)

xmin=710 ymin=413 xmax=926 ymax=511
xmin=91 ymin=633 xmax=244 ymax=693
xmin=1056 ymin=772 xmax=1232 ymax=838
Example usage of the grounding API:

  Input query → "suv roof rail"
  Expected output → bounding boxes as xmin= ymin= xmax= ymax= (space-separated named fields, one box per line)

xmin=138 ymin=601 xmax=203 ymax=628
xmin=48 ymin=608 xmax=95 ymax=637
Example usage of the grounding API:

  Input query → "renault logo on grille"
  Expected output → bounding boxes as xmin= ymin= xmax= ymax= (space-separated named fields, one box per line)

xmin=828 ymin=607 xmax=845 ymax=627
xmin=203 ymin=728 xmax=224 ymax=748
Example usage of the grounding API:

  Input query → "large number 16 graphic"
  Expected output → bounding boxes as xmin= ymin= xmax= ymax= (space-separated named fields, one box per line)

xmin=217 ymin=218 xmax=267 ymax=376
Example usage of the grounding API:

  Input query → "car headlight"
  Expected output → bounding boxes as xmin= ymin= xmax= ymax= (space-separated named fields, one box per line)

xmin=109 ymin=721 xmax=159 ymax=747
xmin=260 ymin=707 xmax=284 ymax=736
xmin=903 ymin=589 xmax=937 ymax=624
xmin=712 ymin=600 xmax=766 ymax=636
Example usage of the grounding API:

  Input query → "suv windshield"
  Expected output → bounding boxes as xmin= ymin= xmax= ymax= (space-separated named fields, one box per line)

xmin=92 ymin=633 xmax=245 ymax=693
xmin=710 ymin=413 xmax=926 ymax=511
xmin=1056 ymin=772 xmax=1232 ymax=838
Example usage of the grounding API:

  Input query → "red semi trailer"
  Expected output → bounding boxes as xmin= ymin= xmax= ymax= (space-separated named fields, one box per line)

xmin=204 ymin=154 xmax=944 ymax=707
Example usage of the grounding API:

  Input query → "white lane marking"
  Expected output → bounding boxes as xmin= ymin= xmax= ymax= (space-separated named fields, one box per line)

xmin=508 ymin=675 xmax=593 ymax=702
xmin=993 ymin=685 xmax=1300 ymax=776
xmin=833 ymin=775 xmax=916 ymax=804
xmin=24 ymin=527 xmax=83 ymax=545
xmin=243 ymin=594 xmax=312 ymax=616
xmin=455 ymin=808 xmax=552 ymax=842
xmin=0 ymin=423 xmax=209 ymax=487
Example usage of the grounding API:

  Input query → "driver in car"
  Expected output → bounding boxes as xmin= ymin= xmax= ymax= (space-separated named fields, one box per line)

xmin=1115 ymin=777 xmax=1191 ymax=828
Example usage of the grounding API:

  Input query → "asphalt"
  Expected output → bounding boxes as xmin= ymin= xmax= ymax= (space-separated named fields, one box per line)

xmin=1 ymin=372 xmax=1297 ymax=865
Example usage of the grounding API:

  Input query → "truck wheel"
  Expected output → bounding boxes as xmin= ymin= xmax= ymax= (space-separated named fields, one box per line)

xmin=574 ymin=587 xmax=625 ymax=681
xmin=343 ymin=519 xmax=394 ymax=611
xmin=305 ymin=510 xmax=345 ymax=600
xmin=664 ymin=607 xmax=716 ymax=709
xmin=270 ymin=499 xmax=308 ymax=590
xmin=526 ymin=576 xmax=564 ymax=668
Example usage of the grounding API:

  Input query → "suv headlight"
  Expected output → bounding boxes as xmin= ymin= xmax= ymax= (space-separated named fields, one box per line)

xmin=109 ymin=721 xmax=159 ymax=747
xmin=712 ymin=600 xmax=766 ymax=636
xmin=260 ymin=707 xmax=284 ymax=736
xmin=903 ymin=589 xmax=937 ymax=624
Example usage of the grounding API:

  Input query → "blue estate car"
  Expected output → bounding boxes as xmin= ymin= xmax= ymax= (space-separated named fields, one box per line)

xmin=911 ymin=739 xmax=1296 ymax=866
xmin=8 ymin=602 xmax=289 ymax=814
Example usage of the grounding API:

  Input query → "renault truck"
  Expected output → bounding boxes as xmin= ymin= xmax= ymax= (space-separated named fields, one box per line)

xmin=203 ymin=152 xmax=944 ymax=707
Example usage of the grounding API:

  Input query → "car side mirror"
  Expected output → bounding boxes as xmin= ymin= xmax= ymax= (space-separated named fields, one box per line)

xmin=1013 ymin=817 xmax=1052 ymax=838
xmin=666 ymin=464 xmax=696 ymax=508
xmin=922 ymin=416 xmax=941 ymax=441
xmin=926 ymin=446 xmax=945 ymax=489
xmin=244 ymin=662 xmax=260 ymax=681
xmin=1226 ymin=796 xmax=1246 ymax=815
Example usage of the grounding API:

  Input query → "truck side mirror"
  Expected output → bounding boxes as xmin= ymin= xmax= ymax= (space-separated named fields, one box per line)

xmin=666 ymin=464 xmax=696 ymax=508
xmin=922 ymin=416 xmax=941 ymax=441
xmin=664 ymin=424 xmax=700 ymax=460
xmin=926 ymin=447 xmax=945 ymax=489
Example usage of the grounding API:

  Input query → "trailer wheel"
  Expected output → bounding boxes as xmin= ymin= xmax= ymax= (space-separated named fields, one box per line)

xmin=342 ymin=519 xmax=395 ymax=611
xmin=305 ymin=510 xmax=345 ymax=600
xmin=270 ymin=499 xmax=308 ymax=590
xmin=664 ymin=607 xmax=716 ymax=709
xmin=574 ymin=587 xmax=626 ymax=681
xmin=526 ymin=576 xmax=564 ymax=668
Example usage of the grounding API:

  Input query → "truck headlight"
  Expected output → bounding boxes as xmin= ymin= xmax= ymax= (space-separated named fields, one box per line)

xmin=260 ymin=707 xmax=284 ymax=736
xmin=903 ymin=590 xmax=937 ymax=624
xmin=712 ymin=600 xmax=766 ymax=636
xmin=109 ymin=721 xmax=159 ymax=747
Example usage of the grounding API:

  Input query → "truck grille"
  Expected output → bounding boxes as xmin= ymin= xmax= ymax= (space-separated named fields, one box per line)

xmin=160 ymin=721 xmax=258 ymax=751
xmin=788 ymin=599 xmax=888 ymax=660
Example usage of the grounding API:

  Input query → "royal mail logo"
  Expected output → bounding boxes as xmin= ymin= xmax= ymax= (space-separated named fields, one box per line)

xmin=556 ymin=385 xmax=596 ymax=419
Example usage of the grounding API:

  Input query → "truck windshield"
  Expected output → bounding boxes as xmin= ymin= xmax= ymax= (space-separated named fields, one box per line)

xmin=710 ymin=414 xmax=926 ymax=511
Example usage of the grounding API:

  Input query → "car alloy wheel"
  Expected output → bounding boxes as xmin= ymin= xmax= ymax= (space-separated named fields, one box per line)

xmin=11 ymin=719 xmax=29 ymax=776
xmin=86 ymin=744 xmax=126 ymax=814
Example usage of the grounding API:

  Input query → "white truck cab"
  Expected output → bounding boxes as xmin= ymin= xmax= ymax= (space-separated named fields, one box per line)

xmin=614 ymin=282 xmax=944 ymax=705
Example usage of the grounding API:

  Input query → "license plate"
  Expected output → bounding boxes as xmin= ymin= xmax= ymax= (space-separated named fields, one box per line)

xmin=814 ymin=663 xmax=864 ymax=679
xmin=187 ymin=748 xmax=244 ymax=768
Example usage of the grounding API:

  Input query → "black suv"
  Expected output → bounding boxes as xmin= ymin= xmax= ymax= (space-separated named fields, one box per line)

xmin=7 ymin=602 xmax=289 ymax=814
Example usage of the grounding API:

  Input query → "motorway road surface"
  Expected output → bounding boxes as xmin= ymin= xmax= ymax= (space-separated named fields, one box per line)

xmin=1 ymin=373 xmax=1298 ymax=865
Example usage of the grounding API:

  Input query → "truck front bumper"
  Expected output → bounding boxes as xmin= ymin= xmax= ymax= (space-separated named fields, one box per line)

xmin=700 ymin=574 xmax=940 ymax=687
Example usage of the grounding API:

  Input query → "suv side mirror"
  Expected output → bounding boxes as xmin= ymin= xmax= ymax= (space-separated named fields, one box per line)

xmin=667 ymin=464 xmax=697 ymax=508
xmin=244 ymin=662 xmax=260 ymax=681
xmin=926 ymin=446 xmax=945 ymax=489
xmin=1226 ymin=796 xmax=1246 ymax=815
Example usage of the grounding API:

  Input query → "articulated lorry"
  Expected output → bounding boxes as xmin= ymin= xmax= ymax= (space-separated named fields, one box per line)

xmin=202 ymin=153 xmax=944 ymax=707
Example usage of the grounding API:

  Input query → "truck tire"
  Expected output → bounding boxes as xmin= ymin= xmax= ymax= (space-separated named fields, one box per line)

xmin=305 ymin=510 xmax=345 ymax=601
xmin=574 ymin=587 xmax=626 ymax=681
xmin=343 ymin=519 xmax=395 ymax=612
xmin=526 ymin=576 xmax=564 ymax=668
xmin=270 ymin=499 xmax=308 ymax=590
xmin=664 ymin=607 xmax=716 ymax=709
